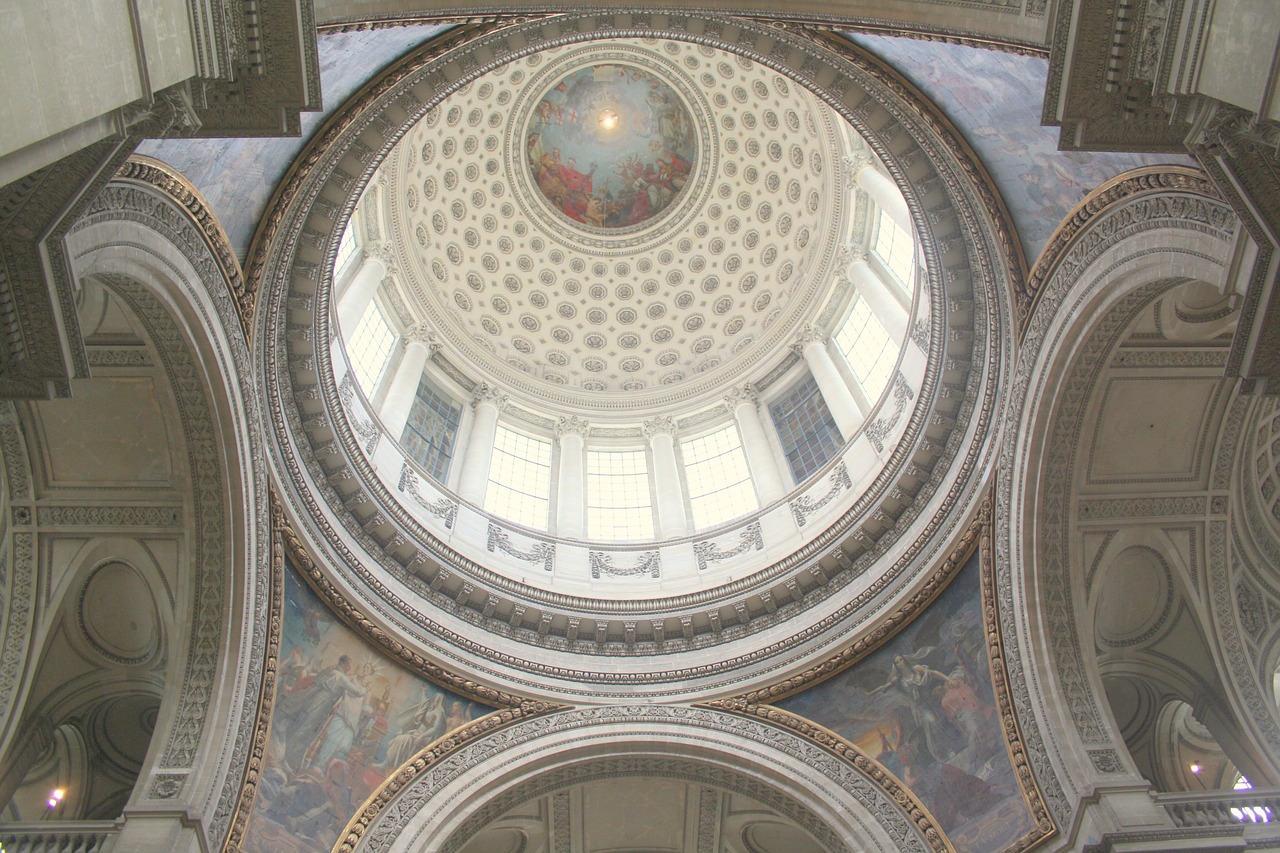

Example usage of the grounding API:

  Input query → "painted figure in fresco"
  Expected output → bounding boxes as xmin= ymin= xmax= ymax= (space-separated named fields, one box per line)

xmin=870 ymin=653 xmax=962 ymax=765
xmin=381 ymin=691 xmax=446 ymax=770
xmin=527 ymin=63 xmax=696 ymax=228
xmin=277 ymin=654 xmax=368 ymax=771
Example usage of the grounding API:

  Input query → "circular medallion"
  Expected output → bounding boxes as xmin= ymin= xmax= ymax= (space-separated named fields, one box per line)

xmin=526 ymin=63 xmax=697 ymax=229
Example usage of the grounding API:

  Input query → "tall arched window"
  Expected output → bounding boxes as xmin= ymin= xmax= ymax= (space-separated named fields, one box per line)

xmin=682 ymin=423 xmax=757 ymax=529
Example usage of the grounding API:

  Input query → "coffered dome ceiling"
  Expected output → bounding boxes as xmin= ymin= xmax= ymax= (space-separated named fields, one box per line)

xmin=258 ymin=14 xmax=1012 ymax=701
xmin=373 ymin=37 xmax=852 ymax=414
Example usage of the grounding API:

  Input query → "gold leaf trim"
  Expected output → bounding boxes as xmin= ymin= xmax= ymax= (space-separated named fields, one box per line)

xmin=115 ymin=155 xmax=252 ymax=336
xmin=701 ymin=701 xmax=953 ymax=852
xmin=222 ymin=494 xmax=287 ymax=852
xmin=978 ymin=509 xmax=1057 ymax=851
xmin=332 ymin=703 xmax=563 ymax=853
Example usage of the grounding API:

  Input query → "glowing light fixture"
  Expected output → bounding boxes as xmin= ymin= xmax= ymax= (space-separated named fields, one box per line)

xmin=597 ymin=108 xmax=620 ymax=130
xmin=47 ymin=788 xmax=65 ymax=810
xmin=1189 ymin=763 xmax=1202 ymax=774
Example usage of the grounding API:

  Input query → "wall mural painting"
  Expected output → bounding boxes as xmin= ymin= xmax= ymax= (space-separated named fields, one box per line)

xmin=241 ymin=562 xmax=491 ymax=853
xmin=526 ymin=63 xmax=696 ymax=229
xmin=777 ymin=551 xmax=1034 ymax=852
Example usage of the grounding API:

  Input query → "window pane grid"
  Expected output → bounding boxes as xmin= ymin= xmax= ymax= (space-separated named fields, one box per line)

xmin=683 ymin=425 xmax=757 ymax=529
xmin=334 ymin=220 xmax=358 ymax=274
xmin=587 ymin=448 xmax=654 ymax=540
xmin=874 ymin=208 xmax=914 ymax=286
xmin=836 ymin=295 xmax=896 ymax=396
xmin=485 ymin=425 xmax=551 ymax=530
xmin=349 ymin=301 xmax=395 ymax=393
xmin=770 ymin=375 xmax=842 ymax=483
xmin=401 ymin=374 xmax=460 ymax=482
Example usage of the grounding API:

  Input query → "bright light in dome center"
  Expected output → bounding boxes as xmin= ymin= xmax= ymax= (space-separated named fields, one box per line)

xmin=597 ymin=108 xmax=619 ymax=130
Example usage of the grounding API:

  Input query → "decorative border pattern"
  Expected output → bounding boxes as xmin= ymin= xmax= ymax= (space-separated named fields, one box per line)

xmin=71 ymin=168 xmax=272 ymax=847
xmin=336 ymin=704 xmax=941 ymax=853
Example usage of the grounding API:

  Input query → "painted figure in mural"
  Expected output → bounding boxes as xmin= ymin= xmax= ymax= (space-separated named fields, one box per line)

xmin=381 ymin=691 xmax=446 ymax=770
xmin=527 ymin=63 xmax=696 ymax=229
xmin=870 ymin=652 xmax=963 ymax=766
xmin=277 ymin=654 xmax=368 ymax=772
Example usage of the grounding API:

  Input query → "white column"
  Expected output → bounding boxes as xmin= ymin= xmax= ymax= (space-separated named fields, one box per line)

xmin=377 ymin=330 xmax=438 ymax=442
xmin=555 ymin=416 xmax=588 ymax=539
xmin=849 ymin=257 xmax=909 ymax=345
xmin=726 ymin=385 xmax=786 ymax=502
xmin=645 ymin=416 xmax=688 ymax=539
xmin=456 ymin=384 xmax=505 ymax=505
xmin=855 ymin=159 xmax=911 ymax=234
xmin=794 ymin=327 xmax=861 ymax=441
xmin=335 ymin=253 xmax=387 ymax=336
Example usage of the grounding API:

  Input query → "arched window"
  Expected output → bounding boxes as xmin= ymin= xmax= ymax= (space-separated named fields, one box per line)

xmin=835 ymin=295 xmax=896 ymax=395
xmin=873 ymin=207 xmax=914 ymax=289
xmin=348 ymin=300 xmax=396 ymax=393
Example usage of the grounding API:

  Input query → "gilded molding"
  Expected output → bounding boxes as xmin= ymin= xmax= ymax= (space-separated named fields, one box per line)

xmin=1022 ymin=166 xmax=1219 ymax=338
xmin=115 ymin=155 xmax=251 ymax=336
xmin=222 ymin=495 xmax=286 ymax=853
xmin=977 ymin=509 xmax=1057 ymax=852
xmin=702 ymin=702 xmax=951 ymax=852
xmin=279 ymin=514 xmax=555 ymax=712
xmin=333 ymin=702 xmax=565 ymax=853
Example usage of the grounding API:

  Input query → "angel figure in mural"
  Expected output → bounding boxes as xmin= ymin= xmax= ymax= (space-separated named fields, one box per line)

xmin=869 ymin=651 xmax=963 ymax=766
xmin=380 ymin=691 xmax=446 ymax=770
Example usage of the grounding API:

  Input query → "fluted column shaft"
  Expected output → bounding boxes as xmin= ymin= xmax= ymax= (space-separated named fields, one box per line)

xmin=849 ymin=258 xmax=908 ymax=345
xmin=645 ymin=416 xmax=688 ymax=538
xmin=856 ymin=162 xmax=911 ymax=234
xmin=796 ymin=331 xmax=861 ymax=441
xmin=555 ymin=417 xmax=588 ymax=539
xmin=727 ymin=386 xmax=786 ymax=501
xmin=336 ymin=254 xmax=387 ymax=336
xmin=457 ymin=385 xmax=504 ymax=505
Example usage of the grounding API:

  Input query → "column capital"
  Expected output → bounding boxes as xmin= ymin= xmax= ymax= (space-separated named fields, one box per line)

xmin=555 ymin=415 xmax=590 ymax=438
xmin=470 ymin=382 xmax=507 ymax=411
xmin=839 ymin=243 xmax=869 ymax=268
xmin=362 ymin=241 xmax=396 ymax=269
xmin=790 ymin=325 xmax=827 ymax=356
xmin=843 ymin=152 xmax=873 ymax=175
xmin=723 ymin=383 xmax=759 ymax=410
xmin=642 ymin=415 xmax=677 ymax=440
xmin=405 ymin=323 xmax=442 ymax=355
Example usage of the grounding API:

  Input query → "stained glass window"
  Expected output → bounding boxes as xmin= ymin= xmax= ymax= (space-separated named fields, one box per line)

xmin=401 ymin=374 xmax=461 ymax=482
xmin=770 ymin=374 xmax=842 ymax=483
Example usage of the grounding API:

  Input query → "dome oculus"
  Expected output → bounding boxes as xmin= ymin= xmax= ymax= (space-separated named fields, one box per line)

xmin=526 ymin=63 xmax=697 ymax=229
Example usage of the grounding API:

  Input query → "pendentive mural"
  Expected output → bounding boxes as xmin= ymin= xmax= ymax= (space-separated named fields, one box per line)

xmin=241 ymin=562 xmax=490 ymax=853
xmin=778 ymin=551 xmax=1035 ymax=852
xmin=526 ymin=63 xmax=696 ymax=229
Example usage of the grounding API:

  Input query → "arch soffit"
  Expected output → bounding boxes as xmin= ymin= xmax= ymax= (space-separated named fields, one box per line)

xmin=997 ymin=167 xmax=1253 ymax=812
xmin=336 ymin=705 xmax=944 ymax=853
xmin=61 ymin=169 xmax=271 ymax=847
xmin=251 ymin=11 xmax=1016 ymax=702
